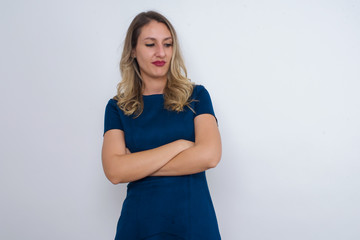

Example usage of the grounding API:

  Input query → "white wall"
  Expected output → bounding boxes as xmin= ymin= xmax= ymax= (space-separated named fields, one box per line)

xmin=1 ymin=0 xmax=359 ymax=239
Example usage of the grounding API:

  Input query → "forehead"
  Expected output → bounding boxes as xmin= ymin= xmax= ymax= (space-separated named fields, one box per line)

xmin=138 ymin=20 xmax=172 ymax=40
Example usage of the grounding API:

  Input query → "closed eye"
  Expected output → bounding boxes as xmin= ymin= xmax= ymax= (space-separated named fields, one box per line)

xmin=145 ymin=43 xmax=155 ymax=47
xmin=164 ymin=43 xmax=173 ymax=47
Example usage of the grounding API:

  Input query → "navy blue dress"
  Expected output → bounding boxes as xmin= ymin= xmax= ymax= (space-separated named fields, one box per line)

xmin=104 ymin=85 xmax=221 ymax=240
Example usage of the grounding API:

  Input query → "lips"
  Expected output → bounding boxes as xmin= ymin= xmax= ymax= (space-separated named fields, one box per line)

xmin=152 ymin=61 xmax=166 ymax=67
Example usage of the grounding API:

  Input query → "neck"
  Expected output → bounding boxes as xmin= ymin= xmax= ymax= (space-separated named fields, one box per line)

xmin=142 ymin=77 xmax=167 ymax=95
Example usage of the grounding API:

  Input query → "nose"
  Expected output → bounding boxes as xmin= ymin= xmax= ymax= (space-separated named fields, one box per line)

xmin=156 ymin=45 xmax=166 ymax=58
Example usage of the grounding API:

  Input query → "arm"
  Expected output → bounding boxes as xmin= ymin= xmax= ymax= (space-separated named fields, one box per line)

xmin=150 ymin=114 xmax=221 ymax=176
xmin=101 ymin=130 xmax=194 ymax=184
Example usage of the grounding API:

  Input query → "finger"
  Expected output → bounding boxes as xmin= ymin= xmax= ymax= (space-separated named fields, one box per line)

xmin=125 ymin=148 xmax=131 ymax=154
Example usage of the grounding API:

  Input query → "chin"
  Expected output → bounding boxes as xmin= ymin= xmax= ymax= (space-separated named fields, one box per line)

xmin=152 ymin=72 xmax=168 ymax=79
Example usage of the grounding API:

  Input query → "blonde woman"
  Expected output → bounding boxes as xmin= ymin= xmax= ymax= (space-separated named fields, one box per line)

xmin=102 ymin=11 xmax=221 ymax=240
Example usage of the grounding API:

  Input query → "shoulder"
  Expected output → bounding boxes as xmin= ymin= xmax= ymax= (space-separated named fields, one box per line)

xmin=109 ymin=98 xmax=118 ymax=103
xmin=104 ymin=98 xmax=124 ymax=134
xmin=192 ymin=84 xmax=207 ymax=93
xmin=191 ymin=84 xmax=209 ymax=98
xmin=105 ymin=98 xmax=122 ymax=114
xmin=106 ymin=98 xmax=118 ymax=108
xmin=191 ymin=84 xmax=213 ymax=101
xmin=190 ymin=84 xmax=217 ymax=119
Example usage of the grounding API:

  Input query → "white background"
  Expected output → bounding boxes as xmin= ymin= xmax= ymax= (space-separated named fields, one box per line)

xmin=1 ymin=0 xmax=359 ymax=239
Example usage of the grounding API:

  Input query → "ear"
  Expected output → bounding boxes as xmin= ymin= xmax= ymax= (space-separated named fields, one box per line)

xmin=132 ymin=49 xmax=136 ymax=58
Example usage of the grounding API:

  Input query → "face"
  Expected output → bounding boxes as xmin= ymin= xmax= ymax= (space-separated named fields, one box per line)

xmin=133 ymin=20 xmax=173 ymax=83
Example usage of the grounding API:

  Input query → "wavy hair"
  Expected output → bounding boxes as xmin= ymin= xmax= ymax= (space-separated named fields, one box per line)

xmin=114 ymin=11 xmax=194 ymax=117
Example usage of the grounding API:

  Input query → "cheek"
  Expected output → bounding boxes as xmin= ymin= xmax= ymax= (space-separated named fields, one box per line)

xmin=167 ymin=49 xmax=173 ymax=58
xmin=135 ymin=47 xmax=150 ymax=62
xmin=136 ymin=53 xmax=150 ymax=67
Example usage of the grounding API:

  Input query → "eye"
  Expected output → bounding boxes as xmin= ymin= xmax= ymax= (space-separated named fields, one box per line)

xmin=164 ymin=43 xmax=173 ymax=47
xmin=145 ymin=43 xmax=155 ymax=47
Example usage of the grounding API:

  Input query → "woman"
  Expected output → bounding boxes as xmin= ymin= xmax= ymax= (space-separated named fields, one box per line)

xmin=102 ymin=11 xmax=221 ymax=239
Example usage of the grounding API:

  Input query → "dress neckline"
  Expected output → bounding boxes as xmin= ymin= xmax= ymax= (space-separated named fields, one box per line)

xmin=142 ymin=94 xmax=164 ymax=97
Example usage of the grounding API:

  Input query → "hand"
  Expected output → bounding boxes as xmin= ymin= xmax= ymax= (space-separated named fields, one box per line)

xmin=125 ymin=148 xmax=131 ymax=154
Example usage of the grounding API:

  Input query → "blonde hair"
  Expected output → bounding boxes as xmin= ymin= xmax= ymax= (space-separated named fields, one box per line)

xmin=114 ymin=11 xmax=194 ymax=117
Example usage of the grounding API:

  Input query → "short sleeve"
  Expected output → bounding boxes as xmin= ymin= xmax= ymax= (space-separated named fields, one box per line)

xmin=103 ymin=99 xmax=124 ymax=136
xmin=194 ymin=85 xmax=217 ymax=120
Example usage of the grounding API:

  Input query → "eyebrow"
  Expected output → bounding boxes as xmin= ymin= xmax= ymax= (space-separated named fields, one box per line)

xmin=143 ymin=37 xmax=173 ymax=41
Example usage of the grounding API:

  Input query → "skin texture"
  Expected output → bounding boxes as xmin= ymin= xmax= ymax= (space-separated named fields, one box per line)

xmin=133 ymin=20 xmax=173 ymax=95
xmin=150 ymin=114 xmax=221 ymax=176
xmin=102 ymin=20 xmax=221 ymax=184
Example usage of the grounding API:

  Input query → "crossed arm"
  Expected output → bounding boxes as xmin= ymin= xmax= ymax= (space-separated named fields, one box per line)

xmin=101 ymin=114 xmax=221 ymax=184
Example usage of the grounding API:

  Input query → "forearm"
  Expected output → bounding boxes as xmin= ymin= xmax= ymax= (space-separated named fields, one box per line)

xmin=102 ymin=139 xmax=191 ymax=184
xmin=151 ymin=114 xmax=222 ymax=177
xmin=150 ymin=143 xmax=221 ymax=176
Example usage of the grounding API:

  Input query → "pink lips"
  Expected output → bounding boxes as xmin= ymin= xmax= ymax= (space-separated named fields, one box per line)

xmin=152 ymin=61 xmax=166 ymax=67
